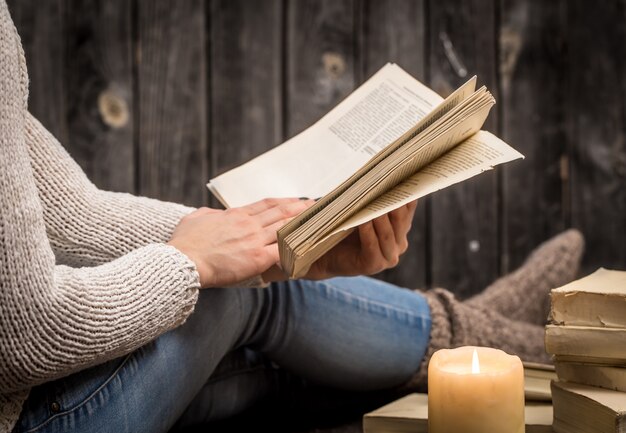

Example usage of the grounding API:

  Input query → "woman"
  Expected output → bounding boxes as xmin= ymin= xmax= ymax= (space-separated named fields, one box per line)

xmin=0 ymin=2 xmax=583 ymax=432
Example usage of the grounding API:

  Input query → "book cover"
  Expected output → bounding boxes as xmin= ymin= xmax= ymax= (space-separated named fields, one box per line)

xmin=524 ymin=361 xmax=557 ymax=402
xmin=553 ymin=354 xmax=626 ymax=366
xmin=551 ymin=380 xmax=626 ymax=433
xmin=550 ymin=268 xmax=626 ymax=328
xmin=556 ymin=362 xmax=626 ymax=393
xmin=545 ymin=325 xmax=626 ymax=359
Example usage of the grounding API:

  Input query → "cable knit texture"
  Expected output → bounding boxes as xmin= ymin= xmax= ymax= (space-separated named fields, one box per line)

xmin=402 ymin=229 xmax=584 ymax=392
xmin=465 ymin=229 xmax=584 ymax=325
xmin=24 ymin=111 xmax=267 ymax=292
xmin=402 ymin=287 xmax=551 ymax=392
xmin=0 ymin=2 xmax=216 ymax=430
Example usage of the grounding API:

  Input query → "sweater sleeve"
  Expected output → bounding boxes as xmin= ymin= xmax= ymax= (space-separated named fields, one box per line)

xmin=24 ymin=112 xmax=268 ymax=289
xmin=0 ymin=14 xmax=200 ymax=392
xmin=24 ymin=112 xmax=196 ymax=267
xmin=0 ymin=131 xmax=201 ymax=392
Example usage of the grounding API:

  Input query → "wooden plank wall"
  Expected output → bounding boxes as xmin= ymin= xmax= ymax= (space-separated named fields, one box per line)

xmin=8 ymin=0 xmax=625 ymax=298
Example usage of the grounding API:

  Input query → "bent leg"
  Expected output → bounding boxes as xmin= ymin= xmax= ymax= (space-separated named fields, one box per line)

xmin=14 ymin=277 xmax=431 ymax=433
xmin=174 ymin=276 xmax=432 ymax=428
xmin=248 ymin=276 xmax=431 ymax=390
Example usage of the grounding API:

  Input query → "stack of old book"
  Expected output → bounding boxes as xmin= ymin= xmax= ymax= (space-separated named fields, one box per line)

xmin=545 ymin=268 xmax=626 ymax=433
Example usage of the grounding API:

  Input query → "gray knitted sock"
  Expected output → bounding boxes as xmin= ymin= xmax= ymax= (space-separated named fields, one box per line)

xmin=402 ymin=287 xmax=550 ymax=391
xmin=466 ymin=229 xmax=584 ymax=325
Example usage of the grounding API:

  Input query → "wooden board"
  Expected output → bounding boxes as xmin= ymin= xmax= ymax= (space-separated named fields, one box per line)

xmin=428 ymin=0 xmax=499 ymax=298
xmin=285 ymin=0 xmax=357 ymax=138
xmin=65 ymin=0 xmax=134 ymax=193
xmin=7 ymin=0 xmax=66 ymax=143
xmin=499 ymin=0 xmax=568 ymax=272
xmin=136 ymin=0 xmax=208 ymax=207
xmin=209 ymin=0 xmax=283 ymax=207
xmin=567 ymin=0 xmax=626 ymax=275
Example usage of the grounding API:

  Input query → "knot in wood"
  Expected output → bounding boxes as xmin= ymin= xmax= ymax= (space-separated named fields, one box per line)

xmin=98 ymin=90 xmax=129 ymax=129
xmin=322 ymin=52 xmax=346 ymax=78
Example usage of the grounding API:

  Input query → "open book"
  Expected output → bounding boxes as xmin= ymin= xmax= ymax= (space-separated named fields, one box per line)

xmin=207 ymin=63 xmax=524 ymax=278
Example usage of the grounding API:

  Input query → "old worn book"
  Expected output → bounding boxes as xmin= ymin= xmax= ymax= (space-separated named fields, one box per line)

xmin=556 ymin=362 xmax=626 ymax=393
xmin=545 ymin=324 xmax=626 ymax=360
xmin=554 ymin=354 xmax=626 ymax=366
xmin=524 ymin=361 xmax=558 ymax=401
xmin=362 ymin=393 xmax=553 ymax=433
xmin=207 ymin=63 xmax=523 ymax=278
xmin=552 ymin=380 xmax=626 ymax=433
xmin=550 ymin=268 xmax=626 ymax=328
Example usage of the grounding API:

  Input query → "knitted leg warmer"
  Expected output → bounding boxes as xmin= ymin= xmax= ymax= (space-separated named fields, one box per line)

xmin=403 ymin=287 xmax=550 ymax=391
xmin=465 ymin=229 xmax=584 ymax=325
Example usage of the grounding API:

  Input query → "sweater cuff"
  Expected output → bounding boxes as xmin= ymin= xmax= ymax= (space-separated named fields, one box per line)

xmin=51 ymin=242 xmax=202 ymax=354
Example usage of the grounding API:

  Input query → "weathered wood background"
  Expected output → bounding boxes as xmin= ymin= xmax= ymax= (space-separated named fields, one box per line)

xmin=8 ymin=0 xmax=626 ymax=298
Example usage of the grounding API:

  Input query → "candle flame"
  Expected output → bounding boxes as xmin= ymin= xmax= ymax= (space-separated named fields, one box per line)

xmin=472 ymin=349 xmax=480 ymax=374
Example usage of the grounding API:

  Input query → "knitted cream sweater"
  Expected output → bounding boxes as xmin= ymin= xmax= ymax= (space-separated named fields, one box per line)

xmin=0 ymin=1 xmax=222 ymax=429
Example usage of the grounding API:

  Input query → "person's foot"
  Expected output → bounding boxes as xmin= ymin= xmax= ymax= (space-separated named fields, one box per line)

xmin=403 ymin=287 xmax=551 ymax=392
xmin=465 ymin=229 xmax=584 ymax=325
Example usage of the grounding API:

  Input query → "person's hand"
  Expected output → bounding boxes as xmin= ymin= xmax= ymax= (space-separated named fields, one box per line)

xmin=305 ymin=200 xmax=418 ymax=279
xmin=168 ymin=198 xmax=314 ymax=288
xmin=262 ymin=200 xmax=418 ymax=282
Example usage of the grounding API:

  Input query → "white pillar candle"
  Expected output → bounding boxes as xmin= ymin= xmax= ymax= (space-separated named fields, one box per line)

xmin=428 ymin=346 xmax=525 ymax=433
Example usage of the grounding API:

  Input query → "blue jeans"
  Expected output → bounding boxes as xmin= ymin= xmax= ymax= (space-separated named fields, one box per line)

xmin=12 ymin=276 xmax=431 ymax=433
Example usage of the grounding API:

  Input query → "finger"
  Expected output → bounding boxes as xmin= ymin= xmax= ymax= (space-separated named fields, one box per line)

xmin=389 ymin=201 xmax=417 ymax=219
xmin=388 ymin=201 xmax=417 ymax=221
xmin=405 ymin=200 xmax=418 ymax=221
xmin=241 ymin=197 xmax=302 ymax=216
xmin=389 ymin=205 xmax=414 ymax=244
xmin=261 ymin=225 xmax=279 ymax=245
xmin=372 ymin=214 xmax=398 ymax=263
xmin=261 ymin=207 xmax=308 ymax=244
xmin=262 ymin=243 xmax=281 ymax=264
xmin=388 ymin=204 xmax=409 ymax=224
xmin=265 ymin=218 xmax=291 ymax=233
xmin=256 ymin=199 xmax=315 ymax=227
xmin=358 ymin=221 xmax=383 ymax=264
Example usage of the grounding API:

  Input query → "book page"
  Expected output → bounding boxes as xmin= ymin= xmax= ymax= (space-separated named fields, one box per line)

xmin=330 ymin=131 xmax=523 ymax=234
xmin=207 ymin=63 xmax=443 ymax=208
xmin=282 ymin=95 xmax=497 ymax=277
xmin=552 ymin=268 xmax=626 ymax=294
xmin=278 ymin=77 xmax=481 ymax=250
xmin=298 ymin=96 xmax=494 ymax=242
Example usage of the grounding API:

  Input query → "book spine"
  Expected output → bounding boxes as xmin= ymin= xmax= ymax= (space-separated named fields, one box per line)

xmin=555 ymin=362 xmax=626 ymax=393
xmin=545 ymin=325 xmax=626 ymax=359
